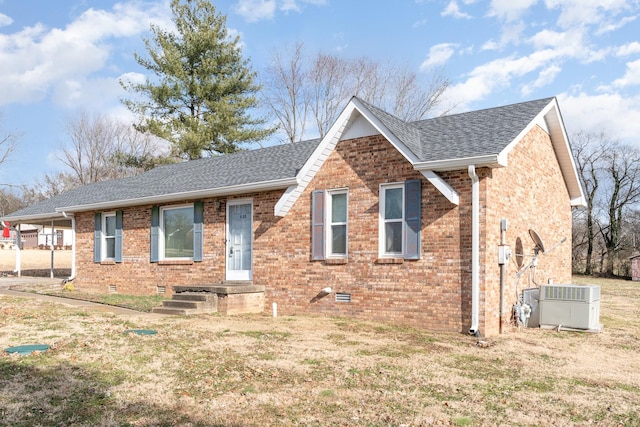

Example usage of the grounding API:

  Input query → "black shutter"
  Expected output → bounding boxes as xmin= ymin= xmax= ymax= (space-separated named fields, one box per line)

xmin=193 ymin=201 xmax=204 ymax=262
xmin=311 ymin=190 xmax=325 ymax=260
xmin=150 ymin=206 xmax=160 ymax=262
xmin=404 ymin=179 xmax=422 ymax=259
xmin=115 ymin=210 xmax=123 ymax=263
xmin=94 ymin=212 xmax=102 ymax=262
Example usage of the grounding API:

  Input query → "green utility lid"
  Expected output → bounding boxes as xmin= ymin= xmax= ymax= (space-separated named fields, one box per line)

xmin=4 ymin=344 xmax=50 ymax=355
xmin=124 ymin=329 xmax=157 ymax=335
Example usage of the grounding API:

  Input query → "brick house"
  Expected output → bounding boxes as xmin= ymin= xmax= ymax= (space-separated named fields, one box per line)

xmin=2 ymin=97 xmax=584 ymax=336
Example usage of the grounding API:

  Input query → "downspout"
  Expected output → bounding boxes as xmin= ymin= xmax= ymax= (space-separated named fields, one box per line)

xmin=62 ymin=212 xmax=76 ymax=282
xmin=468 ymin=165 xmax=480 ymax=336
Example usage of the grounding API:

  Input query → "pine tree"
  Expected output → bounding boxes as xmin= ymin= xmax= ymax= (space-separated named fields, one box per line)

xmin=121 ymin=0 xmax=273 ymax=160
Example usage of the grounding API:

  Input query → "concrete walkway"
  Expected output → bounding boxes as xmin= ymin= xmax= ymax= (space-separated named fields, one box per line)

xmin=0 ymin=276 xmax=153 ymax=316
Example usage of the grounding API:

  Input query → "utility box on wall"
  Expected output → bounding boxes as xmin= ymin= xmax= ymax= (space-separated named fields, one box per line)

xmin=539 ymin=284 xmax=601 ymax=330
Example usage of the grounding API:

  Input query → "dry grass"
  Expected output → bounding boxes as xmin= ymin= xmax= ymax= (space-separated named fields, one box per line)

xmin=0 ymin=249 xmax=72 ymax=277
xmin=1 ymin=275 xmax=639 ymax=426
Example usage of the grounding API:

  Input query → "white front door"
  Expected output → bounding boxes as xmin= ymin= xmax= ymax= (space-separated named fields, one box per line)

xmin=226 ymin=200 xmax=253 ymax=281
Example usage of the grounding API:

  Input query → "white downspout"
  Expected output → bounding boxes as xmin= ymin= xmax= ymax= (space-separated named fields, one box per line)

xmin=62 ymin=212 xmax=76 ymax=281
xmin=468 ymin=165 xmax=480 ymax=336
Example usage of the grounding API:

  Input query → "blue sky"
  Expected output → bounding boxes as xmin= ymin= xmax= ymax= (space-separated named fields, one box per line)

xmin=1 ymin=0 xmax=639 ymax=188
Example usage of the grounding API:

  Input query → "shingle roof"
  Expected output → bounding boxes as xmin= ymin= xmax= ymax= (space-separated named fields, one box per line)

xmin=4 ymin=138 xmax=320 ymax=220
xmin=409 ymin=97 xmax=554 ymax=162
xmin=3 ymin=97 xmax=557 ymax=221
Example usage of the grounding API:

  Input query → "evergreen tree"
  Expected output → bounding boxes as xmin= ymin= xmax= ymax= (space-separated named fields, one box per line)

xmin=121 ymin=0 xmax=273 ymax=160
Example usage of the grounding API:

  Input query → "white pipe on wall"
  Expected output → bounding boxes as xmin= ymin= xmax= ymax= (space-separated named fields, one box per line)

xmin=468 ymin=165 xmax=480 ymax=336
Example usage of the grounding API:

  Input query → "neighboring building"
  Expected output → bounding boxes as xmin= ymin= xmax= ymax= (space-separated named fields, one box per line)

xmin=1 ymin=97 xmax=585 ymax=336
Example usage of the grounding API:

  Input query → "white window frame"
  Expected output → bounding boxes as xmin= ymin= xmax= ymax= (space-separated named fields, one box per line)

xmin=379 ymin=183 xmax=405 ymax=257
xmin=160 ymin=203 xmax=194 ymax=260
xmin=101 ymin=211 xmax=116 ymax=261
xmin=326 ymin=189 xmax=348 ymax=258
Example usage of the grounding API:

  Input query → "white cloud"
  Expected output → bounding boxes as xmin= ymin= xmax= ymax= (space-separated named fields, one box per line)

xmin=234 ymin=0 xmax=326 ymax=21
xmin=233 ymin=0 xmax=276 ymax=22
xmin=0 ymin=2 xmax=170 ymax=107
xmin=613 ymin=60 xmax=640 ymax=88
xmin=617 ymin=42 xmax=640 ymax=57
xmin=487 ymin=0 xmax=538 ymax=22
xmin=441 ymin=1 xmax=472 ymax=19
xmin=420 ymin=43 xmax=457 ymax=70
xmin=595 ymin=15 xmax=637 ymax=35
xmin=544 ymin=0 xmax=632 ymax=30
xmin=522 ymin=64 xmax=562 ymax=95
xmin=0 ymin=12 xmax=12 ymax=27
xmin=558 ymin=92 xmax=640 ymax=144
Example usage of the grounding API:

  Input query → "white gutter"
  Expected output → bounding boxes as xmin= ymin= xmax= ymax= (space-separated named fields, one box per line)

xmin=468 ymin=165 xmax=480 ymax=336
xmin=57 ymin=177 xmax=298 ymax=213
xmin=414 ymin=153 xmax=508 ymax=172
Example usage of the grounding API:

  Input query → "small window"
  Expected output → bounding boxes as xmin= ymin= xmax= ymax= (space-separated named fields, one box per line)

xmin=327 ymin=190 xmax=348 ymax=257
xmin=94 ymin=211 xmax=123 ymax=263
xmin=379 ymin=180 xmax=422 ymax=259
xmin=102 ymin=212 xmax=116 ymax=260
xmin=380 ymin=184 xmax=404 ymax=256
xmin=161 ymin=205 xmax=194 ymax=259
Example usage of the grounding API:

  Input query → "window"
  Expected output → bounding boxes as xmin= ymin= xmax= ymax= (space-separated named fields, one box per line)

xmin=103 ymin=212 xmax=116 ymax=259
xmin=161 ymin=205 xmax=194 ymax=259
xmin=379 ymin=180 xmax=422 ymax=259
xmin=327 ymin=190 xmax=348 ymax=257
xmin=94 ymin=211 xmax=123 ymax=263
xmin=381 ymin=185 xmax=404 ymax=255
xmin=150 ymin=202 xmax=203 ymax=262
xmin=311 ymin=189 xmax=349 ymax=260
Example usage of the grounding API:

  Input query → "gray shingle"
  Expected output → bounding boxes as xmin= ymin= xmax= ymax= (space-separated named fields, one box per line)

xmin=411 ymin=97 xmax=554 ymax=161
xmin=4 ymin=139 xmax=320 ymax=219
xmin=3 ymin=97 xmax=554 ymax=221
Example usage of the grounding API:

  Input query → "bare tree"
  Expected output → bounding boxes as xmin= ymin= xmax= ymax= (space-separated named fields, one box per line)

xmin=600 ymin=141 xmax=640 ymax=276
xmin=262 ymin=45 xmax=451 ymax=142
xmin=60 ymin=112 xmax=167 ymax=187
xmin=572 ymin=131 xmax=608 ymax=275
xmin=262 ymin=43 xmax=310 ymax=143
xmin=0 ymin=114 xmax=18 ymax=185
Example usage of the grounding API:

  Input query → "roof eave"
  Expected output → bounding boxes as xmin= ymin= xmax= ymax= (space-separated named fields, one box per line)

xmin=57 ymin=177 xmax=298 ymax=213
xmin=413 ymin=154 xmax=508 ymax=172
xmin=1 ymin=212 xmax=70 ymax=223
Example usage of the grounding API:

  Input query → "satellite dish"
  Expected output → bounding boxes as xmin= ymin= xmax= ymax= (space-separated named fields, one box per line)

xmin=528 ymin=229 xmax=545 ymax=253
xmin=515 ymin=237 xmax=524 ymax=270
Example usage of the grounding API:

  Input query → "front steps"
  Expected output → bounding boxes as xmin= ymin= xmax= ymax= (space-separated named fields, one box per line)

xmin=152 ymin=282 xmax=265 ymax=315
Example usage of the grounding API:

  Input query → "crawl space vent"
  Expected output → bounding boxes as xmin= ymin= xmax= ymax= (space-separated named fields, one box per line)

xmin=336 ymin=293 xmax=351 ymax=303
xmin=157 ymin=286 xmax=166 ymax=294
xmin=108 ymin=284 xmax=117 ymax=293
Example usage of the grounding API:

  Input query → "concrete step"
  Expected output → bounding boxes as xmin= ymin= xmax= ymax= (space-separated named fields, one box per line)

xmin=151 ymin=307 xmax=198 ymax=315
xmin=162 ymin=300 xmax=202 ymax=310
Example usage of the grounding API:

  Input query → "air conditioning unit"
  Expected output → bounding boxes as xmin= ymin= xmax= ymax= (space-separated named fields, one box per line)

xmin=539 ymin=284 xmax=601 ymax=330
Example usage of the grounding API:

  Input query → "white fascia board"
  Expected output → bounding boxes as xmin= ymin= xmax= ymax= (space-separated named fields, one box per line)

xmin=413 ymin=154 xmax=506 ymax=172
xmin=274 ymin=99 xmax=361 ymax=217
xmin=1 ymin=212 xmax=69 ymax=223
xmin=58 ymin=177 xmax=297 ymax=213
xmin=571 ymin=196 xmax=587 ymax=208
xmin=499 ymin=97 xmax=586 ymax=206
xmin=421 ymin=170 xmax=460 ymax=205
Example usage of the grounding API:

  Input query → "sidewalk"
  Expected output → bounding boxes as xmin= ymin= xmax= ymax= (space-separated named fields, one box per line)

xmin=0 ymin=276 xmax=153 ymax=316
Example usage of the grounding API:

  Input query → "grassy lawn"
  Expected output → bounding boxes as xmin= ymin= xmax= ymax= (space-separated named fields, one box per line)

xmin=0 ymin=276 xmax=639 ymax=426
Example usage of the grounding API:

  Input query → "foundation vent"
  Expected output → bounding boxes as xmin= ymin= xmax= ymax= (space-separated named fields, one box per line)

xmin=157 ymin=286 xmax=166 ymax=295
xmin=108 ymin=284 xmax=117 ymax=293
xmin=335 ymin=293 xmax=351 ymax=303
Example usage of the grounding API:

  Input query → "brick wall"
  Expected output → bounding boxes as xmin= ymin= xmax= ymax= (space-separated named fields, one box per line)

xmin=73 ymin=125 xmax=572 ymax=336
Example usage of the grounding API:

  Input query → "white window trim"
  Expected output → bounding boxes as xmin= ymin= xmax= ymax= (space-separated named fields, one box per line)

xmin=379 ymin=183 xmax=405 ymax=257
xmin=326 ymin=188 xmax=348 ymax=258
xmin=159 ymin=203 xmax=194 ymax=260
xmin=101 ymin=211 xmax=116 ymax=261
